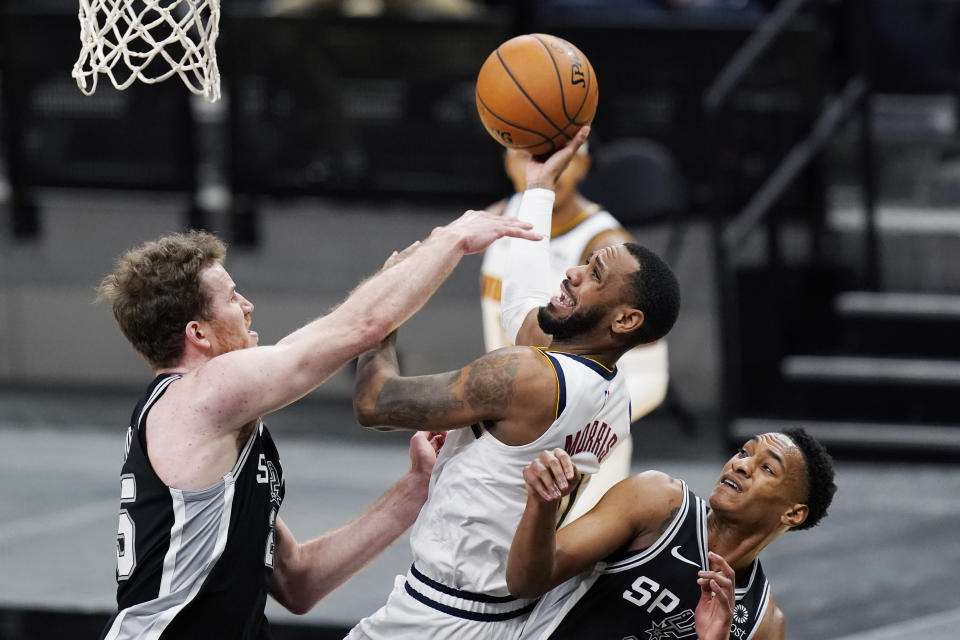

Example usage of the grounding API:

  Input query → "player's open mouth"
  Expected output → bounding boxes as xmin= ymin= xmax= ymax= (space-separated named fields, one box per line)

xmin=551 ymin=282 xmax=577 ymax=310
xmin=719 ymin=476 xmax=742 ymax=493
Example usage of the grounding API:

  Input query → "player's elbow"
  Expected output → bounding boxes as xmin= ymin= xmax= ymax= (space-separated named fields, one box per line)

xmin=353 ymin=393 xmax=378 ymax=427
xmin=280 ymin=597 xmax=313 ymax=616
xmin=352 ymin=382 xmax=392 ymax=428
xmin=506 ymin=567 xmax=546 ymax=600
xmin=271 ymin=579 xmax=314 ymax=615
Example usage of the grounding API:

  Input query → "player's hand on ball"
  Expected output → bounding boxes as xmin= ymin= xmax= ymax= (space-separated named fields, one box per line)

xmin=524 ymin=126 xmax=590 ymax=191
xmin=523 ymin=448 xmax=580 ymax=503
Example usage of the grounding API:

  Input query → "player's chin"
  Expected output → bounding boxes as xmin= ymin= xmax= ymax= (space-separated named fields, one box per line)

xmin=707 ymin=487 xmax=740 ymax=513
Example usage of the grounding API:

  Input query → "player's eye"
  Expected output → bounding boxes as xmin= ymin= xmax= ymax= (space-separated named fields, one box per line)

xmin=592 ymin=268 xmax=600 ymax=280
xmin=737 ymin=447 xmax=747 ymax=457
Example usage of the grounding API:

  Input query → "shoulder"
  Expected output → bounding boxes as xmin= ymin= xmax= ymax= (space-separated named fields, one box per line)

xmin=479 ymin=345 xmax=551 ymax=366
xmin=470 ymin=347 xmax=558 ymax=389
xmin=494 ymin=346 xmax=559 ymax=383
xmin=604 ymin=471 xmax=683 ymax=518
xmin=753 ymin=594 xmax=786 ymax=640
xmin=585 ymin=471 xmax=685 ymax=544
xmin=627 ymin=470 xmax=683 ymax=498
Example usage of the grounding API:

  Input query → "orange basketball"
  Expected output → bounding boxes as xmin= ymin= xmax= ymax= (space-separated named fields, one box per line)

xmin=475 ymin=33 xmax=598 ymax=156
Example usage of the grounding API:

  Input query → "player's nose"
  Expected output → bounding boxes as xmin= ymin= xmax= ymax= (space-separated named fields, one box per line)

xmin=731 ymin=456 xmax=752 ymax=476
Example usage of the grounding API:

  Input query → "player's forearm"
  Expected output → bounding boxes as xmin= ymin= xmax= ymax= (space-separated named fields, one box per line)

xmin=501 ymin=189 xmax=554 ymax=344
xmin=506 ymin=497 xmax=562 ymax=598
xmin=341 ymin=226 xmax=466 ymax=343
xmin=278 ymin=227 xmax=464 ymax=355
xmin=279 ymin=470 xmax=429 ymax=612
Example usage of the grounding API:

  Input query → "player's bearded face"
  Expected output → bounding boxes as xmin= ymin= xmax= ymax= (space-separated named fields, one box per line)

xmin=537 ymin=304 xmax=605 ymax=341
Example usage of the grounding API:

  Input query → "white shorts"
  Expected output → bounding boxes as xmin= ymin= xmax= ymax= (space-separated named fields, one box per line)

xmin=344 ymin=567 xmax=536 ymax=640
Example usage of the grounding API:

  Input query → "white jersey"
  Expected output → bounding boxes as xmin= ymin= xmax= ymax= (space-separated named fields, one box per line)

xmin=480 ymin=193 xmax=669 ymax=423
xmin=409 ymin=347 xmax=631 ymax=599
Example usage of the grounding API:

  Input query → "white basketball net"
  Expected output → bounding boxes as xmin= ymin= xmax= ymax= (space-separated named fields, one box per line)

xmin=72 ymin=0 xmax=221 ymax=103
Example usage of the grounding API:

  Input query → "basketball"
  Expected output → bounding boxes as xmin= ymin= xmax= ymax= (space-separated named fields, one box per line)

xmin=475 ymin=33 xmax=598 ymax=156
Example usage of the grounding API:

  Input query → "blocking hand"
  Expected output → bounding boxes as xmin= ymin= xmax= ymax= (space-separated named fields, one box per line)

xmin=441 ymin=209 xmax=543 ymax=255
xmin=522 ymin=448 xmax=580 ymax=503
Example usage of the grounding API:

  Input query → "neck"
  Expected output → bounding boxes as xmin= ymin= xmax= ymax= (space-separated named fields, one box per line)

xmin=155 ymin=368 xmax=187 ymax=376
xmin=546 ymin=340 xmax=626 ymax=370
xmin=155 ymin=351 xmax=208 ymax=377
xmin=705 ymin=511 xmax=782 ymax=580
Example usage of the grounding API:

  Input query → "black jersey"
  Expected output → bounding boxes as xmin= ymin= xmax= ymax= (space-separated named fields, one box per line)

xmin=524 ymin=482 xmax=770 ymax=640
xmin=100 ymin=374 xmax=285 ymax=640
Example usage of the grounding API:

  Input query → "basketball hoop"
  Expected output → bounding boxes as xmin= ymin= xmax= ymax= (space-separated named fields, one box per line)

xmin=72 ymin=0 xmax=222 ymax=103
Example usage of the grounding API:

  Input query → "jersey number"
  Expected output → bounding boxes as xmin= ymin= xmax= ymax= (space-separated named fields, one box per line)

xmin=117 ymin=475 xmax=137 ymax=580
xmin=623 ymin=576 xmax=679 ymax=614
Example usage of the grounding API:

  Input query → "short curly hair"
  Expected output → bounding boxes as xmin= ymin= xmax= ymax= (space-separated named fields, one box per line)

xmin=781 ymin=427 xmax=837 ymax=531
xmin=97 ymin=230 xmax=226 ymax=370
xmin=621 ymin=243 xmax=680 ymax=348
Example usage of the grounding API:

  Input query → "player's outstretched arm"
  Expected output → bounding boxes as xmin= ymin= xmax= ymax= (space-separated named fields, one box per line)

xmin=269 ymin=430 xmax=446 ymax=614
xmin=507 ymin=464 xmax=681 ymax=598
xmin=191 ymin=210 xmax=542 ymax=429
xmin=354 ymin=337 xmax=557 ymax=441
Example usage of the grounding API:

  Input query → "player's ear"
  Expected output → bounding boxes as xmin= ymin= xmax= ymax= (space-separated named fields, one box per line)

xmin=185 ymin=320 xmax=211 ymax=350
xmin=781 ymin=503 xmax=808 ymax=529
xmin=612 ymin=308 xmax=643 ymax=335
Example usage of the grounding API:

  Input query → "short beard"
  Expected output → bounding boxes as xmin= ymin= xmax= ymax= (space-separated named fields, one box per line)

xmin=537 ymin=305 xmax=605 ymax=342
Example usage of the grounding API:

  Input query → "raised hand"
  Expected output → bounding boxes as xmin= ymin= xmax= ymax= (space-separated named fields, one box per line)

xmin=695 ymin=551 xmax=736 ymax=640
xmin=522 ymin=448 xmax=580 ymax=503
xmin=523 ymin=126 xmax=591 ymax=191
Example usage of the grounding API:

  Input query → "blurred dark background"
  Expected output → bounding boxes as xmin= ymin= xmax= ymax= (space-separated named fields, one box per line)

xmin=2 ymin=1 xmax=960 ymax=638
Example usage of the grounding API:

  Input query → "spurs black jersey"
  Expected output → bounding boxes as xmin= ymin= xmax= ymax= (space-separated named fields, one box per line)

xmin=522 ymin=482 xmax=771 ymax=640
xmin=100 ymin=374 xmax=285 ymax=640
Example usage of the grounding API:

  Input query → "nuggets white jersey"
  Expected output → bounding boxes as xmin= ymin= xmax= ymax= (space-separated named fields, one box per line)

xmin=480 ymin=194 xmax=669 ymax=423
xmin=408 ymin=348 xmax=631 ymax=600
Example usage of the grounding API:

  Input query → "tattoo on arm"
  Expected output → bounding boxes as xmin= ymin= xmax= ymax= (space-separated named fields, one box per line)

xmin=464 ymin=353 xmax=520 ymax=413
xmin=372 ymin=352 xmax=524 ymax=426
xmin=656 ymin=505 xmax=681 ymax=536
xmin=375 ymin=371 xmax=464 ymax=424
